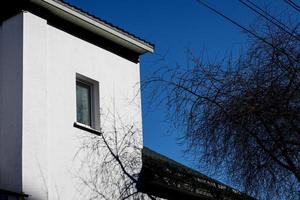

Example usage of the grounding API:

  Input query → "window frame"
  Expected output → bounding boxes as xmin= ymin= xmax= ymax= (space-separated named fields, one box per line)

xmin=75 ymin=73 xmax=100 ymax=131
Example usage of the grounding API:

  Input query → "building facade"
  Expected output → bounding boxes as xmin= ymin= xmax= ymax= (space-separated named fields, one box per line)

xmin=0 ymin=1 xmax=255 ymax=200
xmin=0 ymin=1 xmax=154 ymax=199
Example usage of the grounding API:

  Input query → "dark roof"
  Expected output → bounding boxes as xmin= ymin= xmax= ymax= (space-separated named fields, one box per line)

xmin=137 ymin=147 xmax=255 ymax=200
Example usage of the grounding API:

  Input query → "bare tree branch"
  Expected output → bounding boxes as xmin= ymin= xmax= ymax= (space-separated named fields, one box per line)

xmin=143 ymin=13 xmax=300 ymax=199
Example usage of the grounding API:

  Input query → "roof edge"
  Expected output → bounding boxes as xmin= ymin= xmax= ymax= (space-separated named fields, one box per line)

xmin=30 ymin=0 xmax=154 ymax=54
xmin=141 ymin=146 xmax=255 ymax=200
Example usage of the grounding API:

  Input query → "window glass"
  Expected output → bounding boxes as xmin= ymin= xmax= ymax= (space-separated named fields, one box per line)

xmin=76 ymin=81 xmax=92 ymax=126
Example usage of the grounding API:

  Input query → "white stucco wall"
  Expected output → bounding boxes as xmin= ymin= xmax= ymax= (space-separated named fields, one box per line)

xmin=22 ymin=11 xmax=143 ymax=199
xmin=0 ymin=11 xmax=144 ymax=199
xmin=46 ymin=14 xmax=143 ymax=200
xmin=22 ymin=12 xmax=49 ymax=200
xmin=0 ymin=13 xmax=23 ymax=195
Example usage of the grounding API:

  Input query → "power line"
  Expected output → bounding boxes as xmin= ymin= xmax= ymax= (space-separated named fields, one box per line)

xmin=283 ymin=0 xmax=300 ymax=13
xmin=288 ymin=0 xmax=300 ymax=10
xmin=195 ymin=0 xmax=299 ymax=63
xmin=246 ymin=0 xmax=295 ymax=32
xmin=195 ymin=0 xmax=274 ymax=48
xmin=239 ymin=0 xmax=300 ymax=40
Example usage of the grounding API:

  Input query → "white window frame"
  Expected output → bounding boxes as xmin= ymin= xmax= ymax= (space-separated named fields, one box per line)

xmin=75 ymin=73 xmax=100 ymax=131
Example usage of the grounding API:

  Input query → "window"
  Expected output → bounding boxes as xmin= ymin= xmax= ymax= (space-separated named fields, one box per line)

xmin=76 ymin=80 xmax=92 ymax=126
xmin=75 ymin=74 xmax=100 ymax=131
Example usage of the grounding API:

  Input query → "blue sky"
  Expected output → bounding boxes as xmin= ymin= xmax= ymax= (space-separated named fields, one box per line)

xmin=64 ymin=0 xmax=292 ymax=185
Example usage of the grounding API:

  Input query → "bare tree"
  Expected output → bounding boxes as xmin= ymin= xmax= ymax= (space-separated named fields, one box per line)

xmin=143 ymin=17 xmax=300 ymax=199
xmin=75 ymin=114 xmax=156 ymax=200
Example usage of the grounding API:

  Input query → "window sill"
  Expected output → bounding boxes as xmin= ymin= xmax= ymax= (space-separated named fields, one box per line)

xmin=73 ymin=122 xmax=102 ymax=136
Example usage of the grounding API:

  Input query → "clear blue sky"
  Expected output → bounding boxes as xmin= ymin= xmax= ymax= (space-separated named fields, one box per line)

xmin=64 ymin=0 xmax=292 ymax=185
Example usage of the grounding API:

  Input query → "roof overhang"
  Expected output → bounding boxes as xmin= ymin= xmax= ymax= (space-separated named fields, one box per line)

xmin=29 ymin=0 xmax=154 ymax=55
xmin=137 ymin=147 xmax=255 ymax=200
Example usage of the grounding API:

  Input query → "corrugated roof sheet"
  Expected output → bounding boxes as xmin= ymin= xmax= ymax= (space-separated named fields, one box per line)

xmin=138 ymin=147 xmax=255 ymax=200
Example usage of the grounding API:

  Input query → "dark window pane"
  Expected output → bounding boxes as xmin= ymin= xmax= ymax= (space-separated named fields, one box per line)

xmin=76 ymin=81 xmax=91 ymax=126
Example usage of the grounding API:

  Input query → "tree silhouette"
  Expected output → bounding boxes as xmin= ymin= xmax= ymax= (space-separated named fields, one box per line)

xmin=144 ymin=12 xmax=300 ymax=199
xmin=75 ymin=114 xmax=156 ymax=200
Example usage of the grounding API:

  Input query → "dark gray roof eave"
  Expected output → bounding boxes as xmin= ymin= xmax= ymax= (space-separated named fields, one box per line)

xmin=139 ymin=146 xmax=255 ymax=200
xmin=27 ymin=0 xmax=154 ymax=54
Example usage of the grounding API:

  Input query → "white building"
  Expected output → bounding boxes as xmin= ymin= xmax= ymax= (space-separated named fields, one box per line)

xmin=0 ymin=0 xmax=154 ymax=199
xmin=0 ymin=1 xmax=256 ymax=200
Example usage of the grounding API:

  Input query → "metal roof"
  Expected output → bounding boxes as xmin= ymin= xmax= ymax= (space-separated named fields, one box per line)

xmin=137 ymin=147 xmax=255 ymax=200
